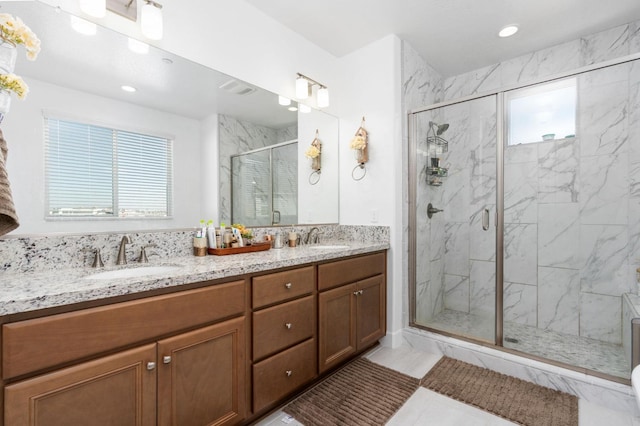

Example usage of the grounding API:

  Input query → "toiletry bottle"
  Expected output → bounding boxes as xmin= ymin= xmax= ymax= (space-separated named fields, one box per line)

xmin=274 ymin=231 xmax=283 ymax=249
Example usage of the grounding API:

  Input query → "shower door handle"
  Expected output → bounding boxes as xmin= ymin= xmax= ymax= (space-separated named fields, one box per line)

xmin=272 ymin=210 xmax=281 ymax=225
xmin=482 ymin=208 xmax=490 ymax=231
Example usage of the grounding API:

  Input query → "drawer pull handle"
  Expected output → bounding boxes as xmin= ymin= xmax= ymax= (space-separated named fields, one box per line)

xmin=285 ymin=370 xmax=292 ymax=377
xmin=285 ymin=283 xmax=293 ymax=289
xmin=163 ymin=356 xmax=172 ymax=364
xmin=285 ymin=322 xmax=292 ymax=329
xmin=146 ymin=362 xmax=156 ymax=371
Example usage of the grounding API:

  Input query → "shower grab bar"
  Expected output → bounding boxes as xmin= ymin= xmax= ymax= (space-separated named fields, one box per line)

xmin=482 ymin=208 xmax=490 ymax=231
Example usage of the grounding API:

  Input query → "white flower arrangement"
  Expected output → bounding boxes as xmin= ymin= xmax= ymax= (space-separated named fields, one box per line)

xmin=0 ymin=13 xmax=41 ymax=60
xmin=305 ymin=145 xmax=321 ymax=159
xmin=350 ymin=134 xmax=367 ymax=150
xmin=0 ymin=73 xmax=28 ymax=99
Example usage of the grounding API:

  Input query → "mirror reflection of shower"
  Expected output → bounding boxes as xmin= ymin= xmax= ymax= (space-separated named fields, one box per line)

xmin=426 ymin=121 xmax=450 ymax=186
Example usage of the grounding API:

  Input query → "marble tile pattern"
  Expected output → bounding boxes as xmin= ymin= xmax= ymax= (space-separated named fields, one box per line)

xmin=0 ymin=225 xmax=389 ymax=315
xmin=218 ymin=114 xmax=297 ymax=223
xmin=412 ymin=38 xmax=640 ymax=351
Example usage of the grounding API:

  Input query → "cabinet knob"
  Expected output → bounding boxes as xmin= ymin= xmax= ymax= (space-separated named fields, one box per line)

xmin=285 ymin=322 xmax=292 ymax=329
xmin=353 ymin=290 xmax=364 ymax=296
xmin=146 ymin=362 xmax=156 ymax=371
xmin=285 ymin=370 xmax=292 ymax=377
xmin=359 ymin=289 xmax=364 ymax=295
xmin=163 ymin=356 xmax=172 ymax=364
xmin=285 ymin=282 xmax=292 ymax=289
xmin=353 ymin=291 xmax=359 ymax=296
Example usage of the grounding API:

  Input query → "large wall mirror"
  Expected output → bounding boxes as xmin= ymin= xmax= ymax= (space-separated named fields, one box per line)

xmin=1 ymin=1 xmax=339 ymax=236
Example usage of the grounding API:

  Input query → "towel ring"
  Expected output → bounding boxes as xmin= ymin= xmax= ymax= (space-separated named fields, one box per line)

xmin=352 ymin=163 xmax=366 ymax=181
xmin=308 ymin=170 xmax=321 ymax=185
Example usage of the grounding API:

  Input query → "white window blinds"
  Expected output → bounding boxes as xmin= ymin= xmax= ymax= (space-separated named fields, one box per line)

xmin=44 ymin=117 xmax=173 ymax=218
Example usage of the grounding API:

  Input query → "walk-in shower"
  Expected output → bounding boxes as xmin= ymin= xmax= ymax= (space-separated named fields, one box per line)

xmin=409 ymin=55 xmax=640 ymax=383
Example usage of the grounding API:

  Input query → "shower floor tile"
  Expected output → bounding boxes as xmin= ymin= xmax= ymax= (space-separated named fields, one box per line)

xmin=421 ymin=309 xmax=629 ymax=379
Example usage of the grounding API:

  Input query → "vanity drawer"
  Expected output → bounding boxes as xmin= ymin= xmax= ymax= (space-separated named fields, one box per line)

xmin=318 ymin=252 xmax=385 ymax=291
xmin=252 ymin=266 xmax=314 ymax=308
xmin=253 ymin=338 xmax=317 ymax=413
xmin=253 ymin=295 xmax=315 ymax=361
xmin=3 ymin=280 xmax=246 ymax=379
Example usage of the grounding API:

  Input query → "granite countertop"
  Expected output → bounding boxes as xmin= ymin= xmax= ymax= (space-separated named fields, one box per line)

xmin=0 ymin=241 xmax=388 ymax=316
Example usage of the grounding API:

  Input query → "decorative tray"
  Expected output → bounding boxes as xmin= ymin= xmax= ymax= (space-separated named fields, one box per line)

xmin=208 ymin=242 xmax=271 ymax=256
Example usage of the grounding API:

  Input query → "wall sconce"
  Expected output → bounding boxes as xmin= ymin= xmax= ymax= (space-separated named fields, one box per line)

xmin=79 ymin=0 xmax=164 ymax=41
xmin=350 ymin=117 xmax=368 ymax=181
xmin=305 ymin=129 xmax=322 ymax=185
xmin=295 ymin=73 xmax=330 ymax=108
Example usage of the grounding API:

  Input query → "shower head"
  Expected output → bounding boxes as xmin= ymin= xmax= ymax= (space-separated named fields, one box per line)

xmin=429 ymin=121 xmax=450 ymax=136
xmin=436 ymin=123 xmax=449 ymax=135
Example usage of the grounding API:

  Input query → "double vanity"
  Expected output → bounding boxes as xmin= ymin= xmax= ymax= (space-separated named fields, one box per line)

xmin=0 ymin=238 xmax=388 ymax=425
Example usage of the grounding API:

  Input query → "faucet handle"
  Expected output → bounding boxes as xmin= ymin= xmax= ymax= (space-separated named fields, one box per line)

xmin=82 ymin=247 xmax=104 ymax=268
xmin=138 ymin=244 xmax=158 ymax=263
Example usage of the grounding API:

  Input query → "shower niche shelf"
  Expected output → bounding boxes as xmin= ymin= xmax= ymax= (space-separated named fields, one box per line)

xmin=426 ymin=124 xmax=449 ymax=187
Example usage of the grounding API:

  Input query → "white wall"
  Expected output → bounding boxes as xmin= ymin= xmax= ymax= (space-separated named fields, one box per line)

xmin=3 ymin=78 xmax=202 ymax=234
xmin=297 ymin=108 xmax=339 ymax=224
xmin=333 ymin=35 xmax=405 ymax=345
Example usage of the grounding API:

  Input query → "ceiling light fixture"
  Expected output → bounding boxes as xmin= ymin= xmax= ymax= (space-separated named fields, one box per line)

xmin=295 ymin=73 xmax=330 ymax=108
xmin=70 ymin=15 xmax=97 ymax=35
xmin=127 ymin=37 xmax=149 ymax=54
xmin=288 ymin=106 xmax=298 ymax=112
xmin=141 ymin=0 xmax=163 ymax=40
xmin=278 ymin=96 xmax=291 ymax=106
xmin=79 ymin=0 xmax=106 ymax=18
xmin=499 ymin=25 xmax=518 ymax=38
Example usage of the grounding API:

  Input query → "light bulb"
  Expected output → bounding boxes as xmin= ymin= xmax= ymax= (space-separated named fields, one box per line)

xmin=128 ymin=38 xmax=150 ymax=54
xmin=296 ymin=76 xmax=309 ymax=99
xmin=317 ymin=87 xmax=329 ymax=108
xmin=141 ymin=2 xmax=163 ymax=40
xmin=70 ymin=15 xmax=97 ymax=35
xmin=278 ymin=96 xmax=291 ymax=106
xmin=79 ymin=0 xmax=105 ymax=18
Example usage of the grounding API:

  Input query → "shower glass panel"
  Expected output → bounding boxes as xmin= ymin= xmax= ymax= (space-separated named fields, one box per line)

xmin=231 ymin=141 xmax=298 ymax=226
xmin=412 ymin=95 xmax=498 ymax=344
xmin=502 ymin=60 xmax=637 ymax=380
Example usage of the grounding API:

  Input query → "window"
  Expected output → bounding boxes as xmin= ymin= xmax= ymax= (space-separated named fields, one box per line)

xmin=506 ymin=77 xmax=576 ymax=146
xmin=44 ymin=117 xmax=173 ymax=218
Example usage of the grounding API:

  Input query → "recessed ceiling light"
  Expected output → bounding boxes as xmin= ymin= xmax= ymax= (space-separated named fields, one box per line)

xmin=70 ymin=15 xmax=97 ymax=35
xmin=121 ymin=85 xmax=137 ymax=93
xmin=278 ymin=96 xmax=291 ymax=106
xmin=499 ymin=25 xmax=518 ymax=38
xmin=128 ymin=38 xmax=149 ymax=54
xmin=288 ymin=106 xmax=298 ymax=112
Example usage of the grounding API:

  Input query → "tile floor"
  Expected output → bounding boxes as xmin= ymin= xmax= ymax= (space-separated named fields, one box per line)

xmin=254 ymin=345 xmax=640 ymax=426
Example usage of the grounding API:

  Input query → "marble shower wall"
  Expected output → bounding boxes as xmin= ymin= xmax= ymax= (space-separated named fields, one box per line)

xmin=218 ymin=114 xmax=297 ymax=224
xmin=409 ymin=19 xmax=640 ymax=346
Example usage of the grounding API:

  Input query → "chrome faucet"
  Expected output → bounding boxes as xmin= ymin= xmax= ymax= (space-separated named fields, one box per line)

xmin=304 ymin=227 xmax=320 ymax=245
xmin=82 ymin=247 xmax=104 ymax=268
xmin=116 ymin=235 xmax=132 ymax=265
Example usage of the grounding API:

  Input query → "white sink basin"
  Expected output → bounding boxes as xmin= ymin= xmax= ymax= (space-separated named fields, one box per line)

xmin=308 ymin=245 xmax=350 ymax=250
xmin=84 ymin=265 xmax=181 ymax=280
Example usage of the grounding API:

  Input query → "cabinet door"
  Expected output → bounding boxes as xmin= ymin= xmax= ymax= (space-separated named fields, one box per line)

xmin=4 ymin=344 xmax=156 ymax=426
xmin=356 ymin=274 xmax=386 ymax=350
xmin=157 ymin=317 xmax=246 ymax=426
xmin=318 ymin=283 xmax=357 ymax=373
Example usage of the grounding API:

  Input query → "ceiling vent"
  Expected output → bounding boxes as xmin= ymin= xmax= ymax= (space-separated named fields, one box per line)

xmin=219 ymin=79 xmax=257 ymax=96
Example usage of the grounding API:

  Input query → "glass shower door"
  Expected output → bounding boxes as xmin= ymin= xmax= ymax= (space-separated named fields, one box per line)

xmin=412 ymin=95 xmax=498 ymax=344
xmin=272 ymin=143 xmax=298 ymax=225
xmin=231 ymin=150 xmax=272 ymax=226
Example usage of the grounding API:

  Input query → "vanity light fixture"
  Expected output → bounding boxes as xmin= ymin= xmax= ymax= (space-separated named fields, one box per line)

xmin=80 ymin=0 xmax=106 ymax=18
xmin=278 ymin=96 xmax=291 ymax=106
xmin=127 ymin=37 xmax=149 ymax=54
xmin=70 ymin=15 xmax=97 ymax=35
xmin=141 ymin=0 xmax=163 ymax=40
xmin=295 ymin=73 xmax=330 ymax=108
xmin=499 ymin=25 xmax=519 ymax=38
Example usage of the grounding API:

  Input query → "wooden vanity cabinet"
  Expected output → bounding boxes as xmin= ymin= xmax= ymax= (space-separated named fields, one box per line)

xmin=3 ymin=281 xmax=247 ymax=426
xmin=317 ymin=252 xmax=386 ymax=373
xmin=251 ymin=266 xmax=317 ymax=414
